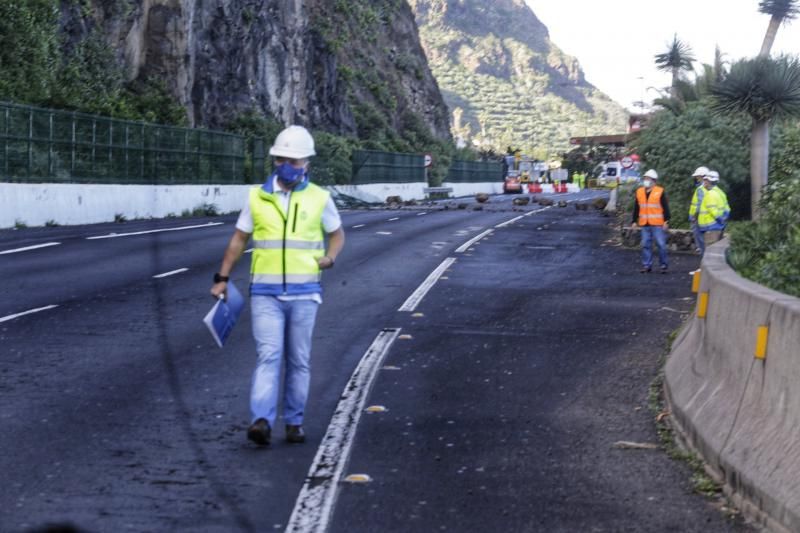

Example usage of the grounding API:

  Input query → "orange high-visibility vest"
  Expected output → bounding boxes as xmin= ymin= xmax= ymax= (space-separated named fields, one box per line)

xmin=636 ymin=186 xmax=665 ymax=226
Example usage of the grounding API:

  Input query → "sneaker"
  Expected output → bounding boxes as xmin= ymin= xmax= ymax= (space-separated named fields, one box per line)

xmin=285 ymin=425 xmax=306 ymax=444
xmin=640 ymin=266 xmax=652 ymax=273
xmin=660 ymin=266 xmax=668 ymax=274
xmin=247 ymin=418 xmax=271 ymax=446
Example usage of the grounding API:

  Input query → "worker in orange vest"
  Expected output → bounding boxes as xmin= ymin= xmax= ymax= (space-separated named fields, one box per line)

xmin=631 ymin=169 xmax=671 ymax=273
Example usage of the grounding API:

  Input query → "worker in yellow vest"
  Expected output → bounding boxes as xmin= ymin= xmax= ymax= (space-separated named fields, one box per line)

xmin=694 ymin=170 xmax=731 ymax=255
xmin=211 ymin=125 xmax=345 ymax=446
xmin=632 ymin=169 xmax=671 ymax=273
xmin=688 ymin=166 xmax=710 ymax=254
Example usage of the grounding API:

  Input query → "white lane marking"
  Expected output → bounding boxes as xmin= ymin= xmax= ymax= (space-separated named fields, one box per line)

xmin=285 ymin=328 xmax=401 ymax=533
xmin=352 ymin=224 xmax=366 ymax=229
xmin=152 ymin=268 xmax=188 ymax=279
xmin=398 ymin=257 xmax=456 ymax=312
xmin=417 ymin=212 xmax=427 ymax=216
xmin=0 ymin=305 xmax=59 ymax=323
xmin=388 ymin=217 xmax=400 ymax=221
xmin=0 ymin=242 xmax=61 ymax=255
xmin=455 ymin=229 xmax=493 ymax=253
xmin=86 ymin=222 xmax=224 ymax=240
xmin=524 ymin=207 xmax=551 ymax=216
xmin=376 ymin=231 xmax=392 ymax=235
xmin=495 ymin=215 xmax=525 ymax=228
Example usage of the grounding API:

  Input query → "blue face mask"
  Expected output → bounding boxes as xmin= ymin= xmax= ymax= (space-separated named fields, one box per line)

xmin=276 ymin=162 xmax=306 ymax=186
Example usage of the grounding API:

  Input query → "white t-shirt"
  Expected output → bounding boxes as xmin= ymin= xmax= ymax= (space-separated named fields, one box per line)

xmin=236 ymin=179 xmax=342 ymax=303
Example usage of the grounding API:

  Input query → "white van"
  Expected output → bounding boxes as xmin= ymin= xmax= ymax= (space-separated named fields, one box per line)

xmin=598 ymin=161 xmax=640 ymax=185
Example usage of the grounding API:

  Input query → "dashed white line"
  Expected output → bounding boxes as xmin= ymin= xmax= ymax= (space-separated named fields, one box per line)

xmin=376 ymin=231 xmax=392 ymax=235
xmin=495 ymin=215 xmax=525 ymax=228
xmin=152 ymin=268 xmax=189 ymax=279
xmin=398 ymin=257 xmax=457 ymax=312
xmin=417 ymin=212 xmax=427 ymax=216
xmin=0 ymin=242 xmax=61 ymax=255
xmin=388 ymin=217 xmax=400 ymax=221
xmin=0 ymin=305 xmax=59 ymax=323
xmin=352 ymin=224 xmax=366 ymax=229
xmin=285 ymin=328 xmax=401 ymax=533
xmin=86 ymin=222 xmax=224 ymax=240
xmin=455 ymin=229 xmax=493 ymax=253
xmin=524 ymin=207 xmax=551 ymax=216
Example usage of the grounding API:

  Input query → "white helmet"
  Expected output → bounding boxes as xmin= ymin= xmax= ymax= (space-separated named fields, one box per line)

xmin=269 ymin=125 xmax=316 ymax=159
xmin=644 ymin=169 xmax=659 ymax=180
xmin=706 ymin=170 xmax=720 ymax=182
xmin=692 ymin=166 xmax=710 ymax=177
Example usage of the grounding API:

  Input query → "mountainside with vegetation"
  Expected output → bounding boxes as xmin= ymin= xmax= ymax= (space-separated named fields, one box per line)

xmin=409 ymin=0 xmax=628 ymax=158
xmin=0 ymin=1 xmax=451 ymax=153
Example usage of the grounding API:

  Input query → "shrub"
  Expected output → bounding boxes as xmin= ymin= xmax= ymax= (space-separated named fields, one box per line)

xmin=729 ymin=173 xmax=800 ymax=297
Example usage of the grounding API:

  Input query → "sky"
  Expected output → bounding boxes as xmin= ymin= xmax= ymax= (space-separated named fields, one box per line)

xmin=526 ymin=0 xmax=800 ymax=112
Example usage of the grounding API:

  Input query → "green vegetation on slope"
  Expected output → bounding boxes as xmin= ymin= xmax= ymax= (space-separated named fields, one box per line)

xmin=0 ymin=1 xmax=186 ymax=124
xmin=413 ymin=0 xmax=628 ymax=158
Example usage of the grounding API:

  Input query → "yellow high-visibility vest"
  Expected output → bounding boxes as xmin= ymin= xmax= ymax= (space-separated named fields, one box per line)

xmin=249 ymin=182 xmax=329 ymax=295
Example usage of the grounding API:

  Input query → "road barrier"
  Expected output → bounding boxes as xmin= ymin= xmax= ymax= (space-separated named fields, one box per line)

xmin=665 ymin=238 xmax=800 ymax=532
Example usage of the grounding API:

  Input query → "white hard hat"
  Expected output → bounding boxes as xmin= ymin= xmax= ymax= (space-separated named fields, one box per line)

xmin=269 ymin=125 xmax=316 ymax=159
xmin=644 ymin=169 xmax=659 ymax=180
xmin=692 ymin=166 xmax=710 ymax=177
xmin=706 ymin=170 xmax=720 ymax=182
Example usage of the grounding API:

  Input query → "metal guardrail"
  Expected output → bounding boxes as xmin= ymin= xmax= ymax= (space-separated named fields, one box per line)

xmin=445 ymin=159 xmax=502 ymax=183
xmin=351 ymin=149 xmax=425 ymax=184
xmin=0 ymin=101 xmax=255 ymax=184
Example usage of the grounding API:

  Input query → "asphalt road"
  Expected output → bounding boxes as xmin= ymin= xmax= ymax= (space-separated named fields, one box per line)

xmin=0 ymin=190 xmax=751 ymax=532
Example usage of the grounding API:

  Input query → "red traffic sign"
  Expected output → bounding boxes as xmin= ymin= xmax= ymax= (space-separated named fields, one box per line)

xmin=424 ymin=153 xmax=433 ymax=167
xmin=621 ymin=156 xmax=634 ymax=169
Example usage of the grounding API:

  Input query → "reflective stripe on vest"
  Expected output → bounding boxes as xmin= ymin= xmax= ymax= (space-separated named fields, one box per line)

xmin=636 ymin=186 xmax=665 ymax=226
xmin=249 ymin=183 xmax=329 ymax=295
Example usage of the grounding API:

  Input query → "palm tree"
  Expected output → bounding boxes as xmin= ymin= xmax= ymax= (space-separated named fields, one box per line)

xmin=758 ymin=0 xmax=800 ymax=57
xmin=711 ymin=56 xmax=800 ymax=217
xmin=654 ymin=35 xmax=696 ymax=99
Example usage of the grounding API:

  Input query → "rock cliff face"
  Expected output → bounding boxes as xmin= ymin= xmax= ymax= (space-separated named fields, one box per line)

xmin=59 ymin=0 xmax=450 ymax=141
xmin=409 ymin=0 xmax=628 ymax=155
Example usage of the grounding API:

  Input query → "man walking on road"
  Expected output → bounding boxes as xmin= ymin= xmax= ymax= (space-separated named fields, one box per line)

xmin=693 ymin=170 xmax=730 ymax=256
xmin=632 ymin=169 xmax=671 ymax=273
xmin=210 ymin=125 xmax=345 ymax=446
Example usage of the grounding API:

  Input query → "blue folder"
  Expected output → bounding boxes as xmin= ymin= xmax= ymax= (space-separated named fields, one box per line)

xmin=203 ymin=282 xmax=245 ymax=348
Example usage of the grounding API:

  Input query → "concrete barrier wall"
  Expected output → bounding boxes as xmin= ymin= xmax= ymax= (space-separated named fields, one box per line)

xmin=2 ymin=181 xmax=512 ymax=228
xmin=0 ymin=183 xmax=253 ymax=228
xmin=443 ymin=181 xmax=504 ymax=197
xmin=665 ymin=239 xmax=800 ymax=532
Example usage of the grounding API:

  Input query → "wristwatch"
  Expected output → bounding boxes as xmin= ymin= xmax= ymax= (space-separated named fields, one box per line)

xmin=213 ymin=273 xmax=229 ymax=283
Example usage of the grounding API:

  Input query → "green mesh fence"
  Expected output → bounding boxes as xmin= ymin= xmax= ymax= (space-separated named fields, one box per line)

xmin=351 ymin=149 xmax=425 ymax=184
xmin=446 ymin=159 xmax=503 ymax=183
xmin=0 ymin=101 xmax=254 ymax=184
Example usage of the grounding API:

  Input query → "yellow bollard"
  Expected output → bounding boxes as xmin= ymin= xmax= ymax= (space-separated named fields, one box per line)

xmin=691 ymin=270 xmax=701 ymax=293
xmin=755 ymin=326 xmax=769 ymax=360
xmin=697 ymin=292 xmax=709 ymax=318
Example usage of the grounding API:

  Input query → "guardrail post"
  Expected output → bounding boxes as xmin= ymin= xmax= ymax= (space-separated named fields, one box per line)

xmin=4 ymin=106 xmax=10 ymax=178
xmin=48 ymin=112 xmax=54 ymax=178
xmin=27 ymin=107 xmax=33 ymax=178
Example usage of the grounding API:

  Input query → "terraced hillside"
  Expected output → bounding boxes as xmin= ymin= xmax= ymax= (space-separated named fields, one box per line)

xmin=410 ymin=0 xmax=629 ymax=157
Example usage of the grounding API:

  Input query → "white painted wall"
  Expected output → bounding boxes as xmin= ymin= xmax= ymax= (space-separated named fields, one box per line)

xmin=1 ymin=180 xmax=509 ymax=229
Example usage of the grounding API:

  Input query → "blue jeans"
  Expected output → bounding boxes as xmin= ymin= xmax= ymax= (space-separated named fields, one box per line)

xmin=250 ymin=296 xmax=319 ymax=426
xmin=692 ymin=224 xmax=705 ymax=255
xmin=640 ymin=225 xmax=669 ymax=269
